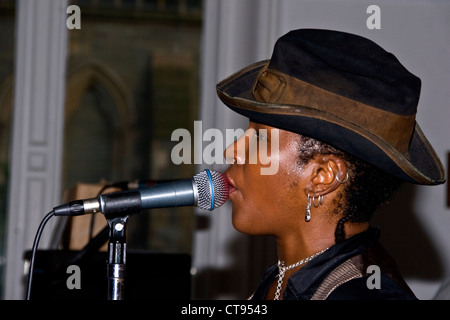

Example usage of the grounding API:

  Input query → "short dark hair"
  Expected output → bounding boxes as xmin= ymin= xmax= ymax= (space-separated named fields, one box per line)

xmin=297 ymin=135 xmax=403 ymax=243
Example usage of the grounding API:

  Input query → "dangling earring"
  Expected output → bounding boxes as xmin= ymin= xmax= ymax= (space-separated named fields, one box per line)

xmin=305 ymin=194 xmax=312 ymax=222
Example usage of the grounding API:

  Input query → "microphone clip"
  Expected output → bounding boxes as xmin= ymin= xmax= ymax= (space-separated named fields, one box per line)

xmin=106 ymin=214 xmax=129 ymax=300
xmin=100 ymin=190 xmax=142 ymax=218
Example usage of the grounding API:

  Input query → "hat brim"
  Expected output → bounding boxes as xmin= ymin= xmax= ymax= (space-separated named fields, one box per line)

xmin=217 ymin=60 xmax=446 ymax=185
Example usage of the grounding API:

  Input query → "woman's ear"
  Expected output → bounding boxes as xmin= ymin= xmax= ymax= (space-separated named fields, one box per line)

xmin=305 ymin=155 xmax=348 ymax=196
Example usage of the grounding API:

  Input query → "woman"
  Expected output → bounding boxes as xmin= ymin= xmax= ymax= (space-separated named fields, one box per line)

xmin=218 ymin=29 xmax=446 ymax=300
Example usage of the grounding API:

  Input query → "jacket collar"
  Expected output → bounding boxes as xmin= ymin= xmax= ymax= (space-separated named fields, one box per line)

xmin=252 ymin=227 xmax=380 ymax=300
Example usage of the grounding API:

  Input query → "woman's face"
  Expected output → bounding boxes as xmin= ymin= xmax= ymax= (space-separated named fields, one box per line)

xmin=224 ymin=121 xmax=312 ymax=236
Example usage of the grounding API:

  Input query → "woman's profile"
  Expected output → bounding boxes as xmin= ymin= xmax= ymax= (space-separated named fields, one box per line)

xmin=217 ymin=29 xmax=446 ymax=300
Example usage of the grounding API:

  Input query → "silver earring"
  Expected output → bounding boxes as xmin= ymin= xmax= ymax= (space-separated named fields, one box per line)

xmin=336 ymin=173 xmax=349 ymax=183
xmin=312 ymin=194 xmax=323 ymax=208
xmin=305 ymin=194 xmax=312 ymax=222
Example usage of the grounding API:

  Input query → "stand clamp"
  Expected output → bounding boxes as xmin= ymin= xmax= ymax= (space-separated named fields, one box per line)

xmin=106 ymin=216 xmax=129 ymax=300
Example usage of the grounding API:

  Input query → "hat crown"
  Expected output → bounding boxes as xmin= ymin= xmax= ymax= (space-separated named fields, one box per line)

xmin=268 ymin=29 xmax=421 ymax=116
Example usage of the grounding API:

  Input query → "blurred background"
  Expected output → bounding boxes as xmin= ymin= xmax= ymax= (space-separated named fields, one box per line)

xmin=0 ymin=0 xmax=449 ymax=300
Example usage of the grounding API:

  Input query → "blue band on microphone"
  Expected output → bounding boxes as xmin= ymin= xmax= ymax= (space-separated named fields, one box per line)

xmin=205 ymin=169 xmax=214 ymax=210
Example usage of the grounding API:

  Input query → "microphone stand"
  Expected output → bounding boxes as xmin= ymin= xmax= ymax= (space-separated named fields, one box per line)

xmin=100 ymin=190 xmax=142 ymax=300
xmin=106 ymin=215 xmax=129 ymax=300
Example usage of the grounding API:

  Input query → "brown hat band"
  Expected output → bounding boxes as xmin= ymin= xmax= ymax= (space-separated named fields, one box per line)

xmin=252 ymin=64 xmax=416 ymax=154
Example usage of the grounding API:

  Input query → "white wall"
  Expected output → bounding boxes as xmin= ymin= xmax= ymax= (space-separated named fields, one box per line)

xmin=4 ymin=0 xmax=68 ymax=299
xmin=195 ymin=0 xmax=450 ymax=299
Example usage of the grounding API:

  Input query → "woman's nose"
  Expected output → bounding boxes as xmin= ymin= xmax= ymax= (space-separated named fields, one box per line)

xmin=224 ymin=130 xmax=250 ymax=165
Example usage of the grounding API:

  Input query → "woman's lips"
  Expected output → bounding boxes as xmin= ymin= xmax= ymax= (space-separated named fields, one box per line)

xmin=225 ymin=174 xmax=237 ymax=196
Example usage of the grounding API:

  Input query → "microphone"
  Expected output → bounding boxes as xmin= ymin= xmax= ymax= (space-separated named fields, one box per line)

xmin=53 ymin=169 xmax=229 ymax=217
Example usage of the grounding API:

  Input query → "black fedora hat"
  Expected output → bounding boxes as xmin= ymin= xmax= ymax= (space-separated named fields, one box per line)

xmin=217 ymin=29 xmax=446 ymax=185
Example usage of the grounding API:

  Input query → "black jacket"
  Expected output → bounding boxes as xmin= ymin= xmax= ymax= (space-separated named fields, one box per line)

xmin=250 ymin=227 xmax=417 ymax=300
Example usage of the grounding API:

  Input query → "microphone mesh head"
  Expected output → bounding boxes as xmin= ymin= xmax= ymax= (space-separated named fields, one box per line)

xmin=193 ymin=169 xmax=229 ymax=211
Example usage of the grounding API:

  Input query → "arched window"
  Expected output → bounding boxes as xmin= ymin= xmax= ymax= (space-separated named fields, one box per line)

xmin=63 ymin=63 xmax=132 ymax=191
